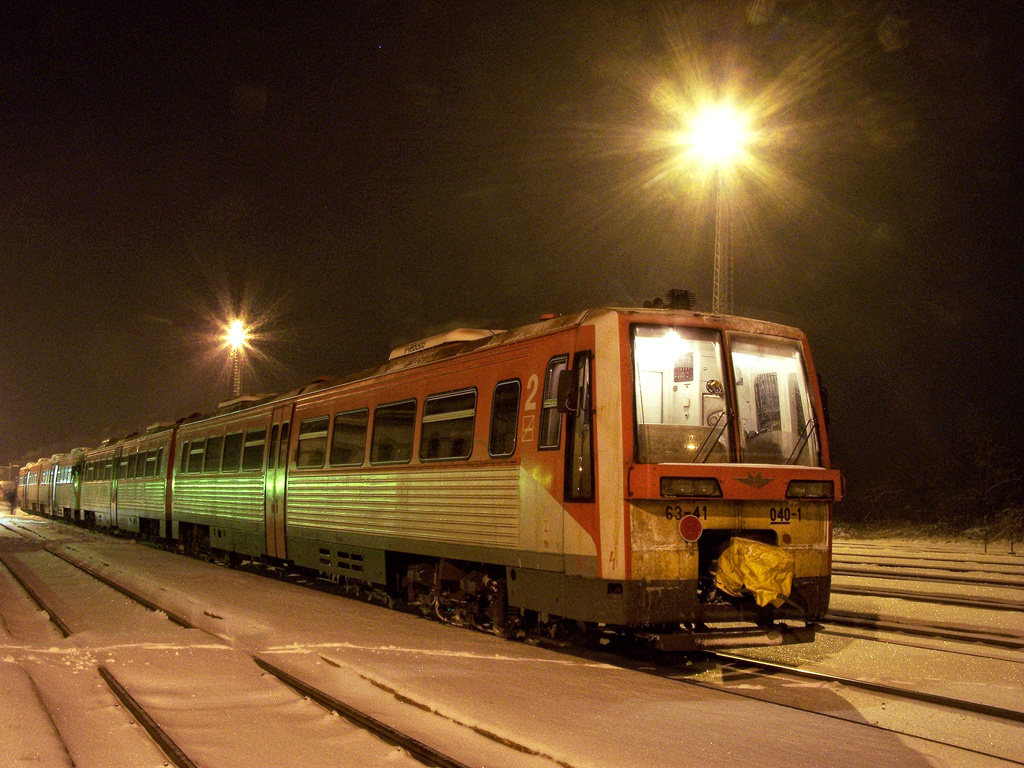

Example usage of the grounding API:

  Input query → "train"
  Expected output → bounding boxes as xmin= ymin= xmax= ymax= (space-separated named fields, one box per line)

xmin=16 ymin=299 xmax=842 ymax=649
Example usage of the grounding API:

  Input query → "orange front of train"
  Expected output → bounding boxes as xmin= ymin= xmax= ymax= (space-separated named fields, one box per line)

xmin=540 ymin=307 xmax=841 ymax=647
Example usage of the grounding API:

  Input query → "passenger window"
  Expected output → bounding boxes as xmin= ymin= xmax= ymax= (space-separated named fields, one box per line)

xmin=420 ymin=390 xmax=476 ymax=461
xmin=296 ymin=416 xmax=329 ymax=468
xmin=268 ymin=425 xmax=280 ymax=470
xmin=278 ymin=423 xmax=291 ymax=468
xmin=150 ymin=448 xmax=162 ymax=477
xmin=127 ymin=451 xmax=139 ymax=478
xmin=180 ymin=442 xmax=190 ymax=473
xmin=188 ymin=440 xmax=206 ymax=474
xmin=221 ymin=432 xmax=243 ymax=472
xmin=371 ymin=400 xmax=417 ymax=464
xmin=204 ymin=435 xmax=224 ymax=473
xmin=331 ymin=409 xmax=368 ymax=466
xmin=539 ymin=355 xmax=569 ymax=450
xmin=241 ymin=428 xmax=267 ymax=471
xmin=489 ymin=380 xmax=520 ymax=457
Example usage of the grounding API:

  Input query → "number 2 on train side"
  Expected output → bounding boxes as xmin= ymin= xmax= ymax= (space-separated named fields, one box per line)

xmin=524 ymin=374 xmax=539 ymax=411
xmin=521 ymin=374 xmax=539 ymax=443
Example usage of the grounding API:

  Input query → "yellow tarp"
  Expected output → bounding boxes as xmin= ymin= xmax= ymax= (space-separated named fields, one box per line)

xmin=715 ymin=537 xmax=795 ymax=608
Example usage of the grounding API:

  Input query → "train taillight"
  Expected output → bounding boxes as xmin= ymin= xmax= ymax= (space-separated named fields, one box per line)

xmin=785 ymin=480 xmax=835 ymax=499
xmin=660 ymin=477 xmax=723 ymax=498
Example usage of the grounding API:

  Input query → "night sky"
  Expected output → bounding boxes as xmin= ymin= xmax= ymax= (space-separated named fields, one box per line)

xmin=2 ymin=2 xmax=1021 ymax=514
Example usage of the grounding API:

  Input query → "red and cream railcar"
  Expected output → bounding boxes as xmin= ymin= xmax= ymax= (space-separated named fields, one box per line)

xmin=22 ymin=303 xmax=839 ymax=645
xmin=164 ymin=306 xmax=839 ymax=642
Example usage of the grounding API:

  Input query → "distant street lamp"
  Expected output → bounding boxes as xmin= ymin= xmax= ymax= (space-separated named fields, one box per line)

xmin=681 ymin=101 xmax=752 ymax=314
xmin=225 ymin=319 xmax=250 ymax=398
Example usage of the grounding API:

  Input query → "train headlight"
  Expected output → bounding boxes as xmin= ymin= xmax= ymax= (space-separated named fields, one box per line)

xmin=786 ymin=480 xmax=835 ymax=499
xmin=660 ymin=477 xmax=722 ymax=498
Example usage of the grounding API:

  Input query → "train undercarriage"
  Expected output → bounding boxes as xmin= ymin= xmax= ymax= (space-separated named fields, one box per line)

xmin=50 ymin=512 xmax=820 ymax=651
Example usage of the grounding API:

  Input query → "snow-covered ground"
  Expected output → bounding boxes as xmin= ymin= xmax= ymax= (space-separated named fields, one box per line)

xmin=2 ymin=511 xmax=1020 ymax=767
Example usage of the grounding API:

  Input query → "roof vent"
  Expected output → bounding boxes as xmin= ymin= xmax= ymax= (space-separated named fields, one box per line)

xmin=217 ymin=394 xmax=270 ymax=411
xmin=644 ymin=289 xmax=694 ymax=310
xmin=389 ymin=328 xmax=504 ymax=360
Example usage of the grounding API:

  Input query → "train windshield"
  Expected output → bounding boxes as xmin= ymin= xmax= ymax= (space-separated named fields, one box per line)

xmin=730 ymin=336 xmax=821 ymax=467
xmin=633 ymin=326 xmax=731 ymax=463
xmin=632 ymin=326 xmax=822 ymax=466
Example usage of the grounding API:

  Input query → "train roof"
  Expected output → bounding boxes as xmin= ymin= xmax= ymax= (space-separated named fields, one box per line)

xmin=75 ymin=304 xmax=810 ymax=440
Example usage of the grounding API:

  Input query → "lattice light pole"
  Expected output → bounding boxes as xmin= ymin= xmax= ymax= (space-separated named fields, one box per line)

xmin=225 ymin=319 xmax=249 ymax=398
xmin=684 ymin=102 xmax=750 ymax=315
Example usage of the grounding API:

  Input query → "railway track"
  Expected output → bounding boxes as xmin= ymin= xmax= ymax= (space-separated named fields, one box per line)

xmin=829 ymin=540 xmax=1024 ymax=656
xmin=832 ymin=544 xmax=1024 ymax=587
xmin=612 ymin=646 xmax=1024 ymax=766
xmin=0 ymin=517 xmax=571 ymax=768
xmin=694 ymin=651 xmax=1024 ymax=765
xmin=7 ymin=515 xmax=1022 ymax=766
xmin=706 ymin=651 xmax=1024 ymax=725
xmin=830 ymin=583 xmax=1023 ymax=610
xmin=822 ymin=609 xmax=1024 ymax=656
xmin=0 ymin=521 xmax=506 ymax=768
xmin=0 ymin=534 xmax=197 ymax=767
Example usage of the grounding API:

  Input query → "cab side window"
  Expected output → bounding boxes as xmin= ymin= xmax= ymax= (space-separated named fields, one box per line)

xmin=539 ymin=355 xmax=569 ymax=450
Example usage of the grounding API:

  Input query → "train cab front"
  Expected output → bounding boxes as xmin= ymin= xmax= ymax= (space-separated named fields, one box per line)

xmin=621 ymin=317 xmax=842 ymax=650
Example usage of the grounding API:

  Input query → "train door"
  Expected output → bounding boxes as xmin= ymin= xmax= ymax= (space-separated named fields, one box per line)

xmin=49 ymin=464 xmax=59 ymax=517
xmin=264 ymin=405 xmax=292 ymax=559
xmin=111 ymin=449 xmax=123 ymax=528
xmin=562 ymin=351 xmax=597 ymax=576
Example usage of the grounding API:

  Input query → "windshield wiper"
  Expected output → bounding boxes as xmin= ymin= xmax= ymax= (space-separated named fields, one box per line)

xmin=695 ymin=411 xmax=731 ymax=464
xmin=786 ymin=417 xmax=818 ymax=465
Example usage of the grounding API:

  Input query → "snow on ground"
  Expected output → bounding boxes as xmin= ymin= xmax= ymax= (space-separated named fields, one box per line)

xmin=3 ymin=513 xmax=1020 ymax=767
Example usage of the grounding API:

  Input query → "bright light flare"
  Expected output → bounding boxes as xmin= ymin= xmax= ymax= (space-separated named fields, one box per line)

xmin=685 ymin=103 xmax=751 ymax=166
xmin=225 ymin=319 xmax=250 ymax=350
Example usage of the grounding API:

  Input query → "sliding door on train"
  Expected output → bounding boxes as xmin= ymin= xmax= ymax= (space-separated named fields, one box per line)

xmin=264 ymin=405 xmax=292 ymax=559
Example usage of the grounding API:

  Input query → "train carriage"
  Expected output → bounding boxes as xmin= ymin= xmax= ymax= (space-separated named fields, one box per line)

xmin=80 ymin=440 xmax=121 ymax=527
xmin=281 ymin=320 xmax=580 ymax=593
xmin=166 ymin=305 xmax=838 ymax=644
xmin=110 ymin=426 xmax=176 ymax=536
xmin=51 ymin=450 xmax=83 ymax=520
xmin=171 ymin=399 xmax=276 ymax=556
xmin=23 ymin=458 xmax=54 ymax=515
xmin=24 ymin=301 xmax=841 ymax=647
xmin=39 ymin=457 xmax=57 ymax=516
xmin=16 ymin=463 xmax=33 ymax=511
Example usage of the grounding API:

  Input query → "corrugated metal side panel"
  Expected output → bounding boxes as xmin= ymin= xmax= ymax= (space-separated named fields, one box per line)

xmin=287 ymin=464 xmax=520 ymax=548
xmin=117 ymin=479 xmax=166 ymax=517
xmin=81 ymin=483 xmax=110 ymax=512
xmin=53 ymin=484 xmax=76 ymax=509
xmin=173 ymin=475 xmax=265 ymax=524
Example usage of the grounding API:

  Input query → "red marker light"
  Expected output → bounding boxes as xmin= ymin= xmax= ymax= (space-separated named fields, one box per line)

xmin=679 ymin=514 xmax=703 ymax=542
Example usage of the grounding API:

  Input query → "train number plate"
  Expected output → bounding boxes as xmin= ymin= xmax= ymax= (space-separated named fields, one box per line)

xmin=768 ymin=506 xmax=802 ymax=525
